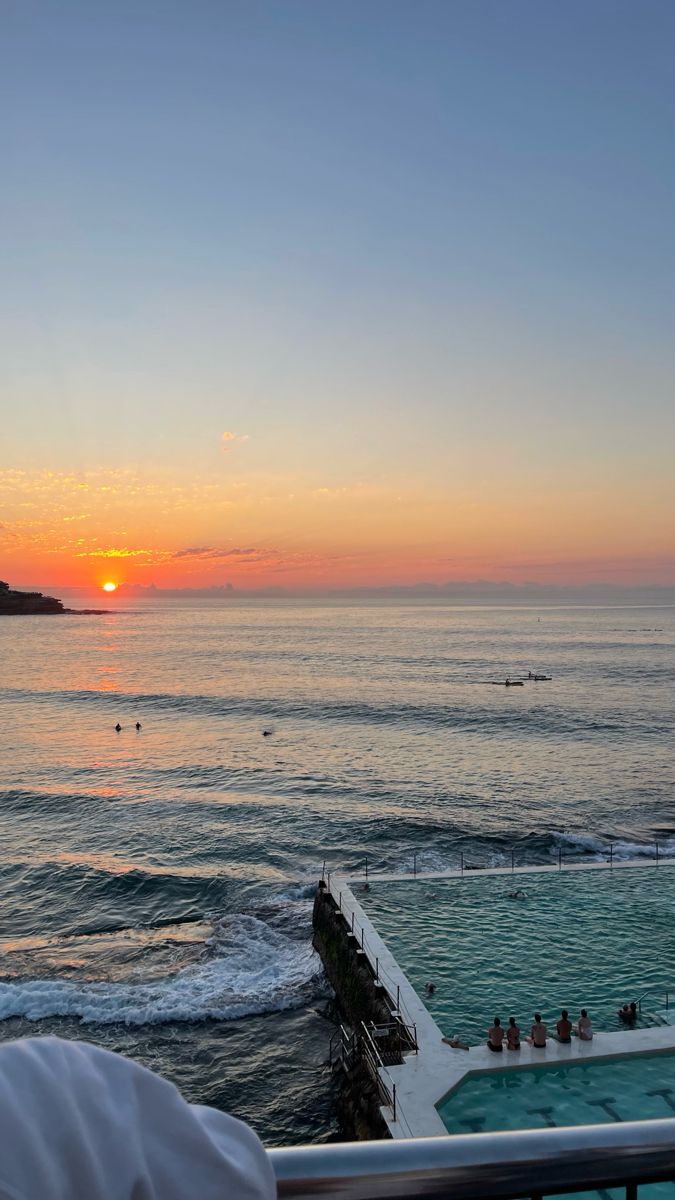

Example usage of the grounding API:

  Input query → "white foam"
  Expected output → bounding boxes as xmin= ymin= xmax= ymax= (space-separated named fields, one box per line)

xmin=0 ymin=915 xmax=324 ymax=1025
xmin=551 ymin=830 xmax=674 ymax=861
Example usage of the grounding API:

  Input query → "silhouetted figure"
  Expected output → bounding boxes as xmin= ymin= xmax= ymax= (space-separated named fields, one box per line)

xmin=618 ymin=1002 xmax=638 ymax=1025
xmin=262 ymin=730 xmax=272 ymax=737
xmin=135 ymin=722 xmax=142 ymax=731
xmin=115 ymin=723 xmax=122 ymax=732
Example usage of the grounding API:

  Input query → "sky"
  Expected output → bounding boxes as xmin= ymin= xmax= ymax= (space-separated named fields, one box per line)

xmin=1 ymin=0 xmax=674 ymax=592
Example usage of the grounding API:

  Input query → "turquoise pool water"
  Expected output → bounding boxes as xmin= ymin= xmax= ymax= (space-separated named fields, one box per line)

xmin=439 ymin=1053 xmax=675 ymax=1200
xmin=438 ymin=1052 xmax=675 ymax=1134
xmin=439 ymin=1060 xmax=672 ymax=1200
xmin=361 ymin=865 xmax=675 ymax=1040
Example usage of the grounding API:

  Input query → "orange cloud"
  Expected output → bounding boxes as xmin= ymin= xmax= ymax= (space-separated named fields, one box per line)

xmin=221 ymin=431 xmax=249 ymax=452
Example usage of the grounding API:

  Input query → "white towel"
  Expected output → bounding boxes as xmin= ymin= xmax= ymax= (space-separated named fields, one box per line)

xmin=0 ymin=1036 xmax=276 ymax=1200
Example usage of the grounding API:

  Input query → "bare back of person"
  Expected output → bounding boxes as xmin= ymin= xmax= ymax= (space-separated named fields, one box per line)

xmin=529 ymin=1018 xmax=547 ymax=1047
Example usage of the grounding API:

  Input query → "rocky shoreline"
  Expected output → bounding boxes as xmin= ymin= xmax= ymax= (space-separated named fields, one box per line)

xmin=0 ymin=581 xmax=109 ymax=615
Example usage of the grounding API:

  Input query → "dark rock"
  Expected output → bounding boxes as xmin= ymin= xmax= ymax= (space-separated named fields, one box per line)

xmin=0 ymin=581 xmax=65 ymax=615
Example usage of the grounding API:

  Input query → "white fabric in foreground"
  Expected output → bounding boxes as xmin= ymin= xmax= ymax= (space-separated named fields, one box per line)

xmin=0 ymin=1036 xmax=276 ymax=1200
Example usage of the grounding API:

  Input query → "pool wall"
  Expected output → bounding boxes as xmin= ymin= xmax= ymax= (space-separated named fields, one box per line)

xmin=323 ymin=859 xmax=675 ymax=1140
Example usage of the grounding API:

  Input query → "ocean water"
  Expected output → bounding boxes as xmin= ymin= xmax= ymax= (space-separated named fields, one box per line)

xmin=0 ymin=599 xmax=673 ymax=1144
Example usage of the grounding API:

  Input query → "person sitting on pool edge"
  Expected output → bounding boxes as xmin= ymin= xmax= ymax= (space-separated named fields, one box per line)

xmin=577 ymin=1009 xmax=593 ymax=1040
xmin=554 ymin=1009 xmax=573 ymax=1043
xmin=487 ymin=1017 xmax=504 ymax=1052
xmin=526 ymin=1013 xmax=547 ymax=1047
xmin=506 ymin=1016 xmax=520 ymax=1050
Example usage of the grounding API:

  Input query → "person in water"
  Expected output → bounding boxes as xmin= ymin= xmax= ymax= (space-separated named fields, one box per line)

xmin=135 ymin=721 xmax=142 ymax=730
xmin=425 ymin=982 xmax=436 ymax=995
xmin=577 ymin=1009 xmax=593 ymax=1040
xmin=526 ymin=1014 xmax=547 ymax=1047
xmin=114 ymin=723 xmax=122 ymax=732
xmin=506 ymin=1016 xmax=520 ymax=1050
xmin=442 ymin=1035 xmax=470 ymax=1051
xmin=555 ymin=1009 xmax=572 ymax=1043
xmin=618 ymin=1002 xmax=637 ymax=1025
xmin=487 ymin=1017 xmax=504 ymax=1052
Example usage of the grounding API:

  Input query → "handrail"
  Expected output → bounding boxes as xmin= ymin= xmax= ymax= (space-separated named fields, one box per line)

xmin=269 ymin=1119 xmax=675 ymax=1199
xmin=634 ymin=987 xmax=674 ymax=1014
xmin=359 ymin=1023 xmax=397 ymax=1121
xmin=327 ymin=885 xmax=419 ymax=1041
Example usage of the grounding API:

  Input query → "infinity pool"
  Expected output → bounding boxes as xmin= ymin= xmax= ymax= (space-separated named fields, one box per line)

xmin=361 ymin=865 xmax=675 ymax=1041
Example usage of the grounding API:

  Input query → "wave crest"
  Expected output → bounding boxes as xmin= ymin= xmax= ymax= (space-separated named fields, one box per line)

xmin=0 ymin=913 xmax=323 ymax=1025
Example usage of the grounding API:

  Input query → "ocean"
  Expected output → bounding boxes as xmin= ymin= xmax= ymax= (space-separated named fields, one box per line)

xmin=0 ymin=599 xmax=673 ymax=1144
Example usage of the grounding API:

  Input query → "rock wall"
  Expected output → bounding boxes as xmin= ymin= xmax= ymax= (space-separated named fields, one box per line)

xmin=313 ymin=882 xmax=414 ymax=1140
xmin=312 ymin=883 xmax=393 ymax=1028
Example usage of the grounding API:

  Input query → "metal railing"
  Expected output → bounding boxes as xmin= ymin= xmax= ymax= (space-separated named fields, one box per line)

xmin=269 ymin=1119 xmax=675 ymax=1198
xmin=329 ymin=1025 xmax=358 ymax=1072
xmin=322 ymin=879 xmax=419 ymax=1045
xmin=360 ymin=1022 xmax=397 ymax=1122
xmin=636 ymin=987 xmax=675 ymax=1015
xmin=346 ymin=843 xmax=674 ymax=881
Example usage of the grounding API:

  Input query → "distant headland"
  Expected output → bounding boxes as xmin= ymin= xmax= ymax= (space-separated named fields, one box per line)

xmin=0 ymin=581 xmax=109 ymax=616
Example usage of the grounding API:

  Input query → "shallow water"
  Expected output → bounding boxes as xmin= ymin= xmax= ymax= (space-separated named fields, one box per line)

xmin=1 ymin=599 xmax=673 ymax=1142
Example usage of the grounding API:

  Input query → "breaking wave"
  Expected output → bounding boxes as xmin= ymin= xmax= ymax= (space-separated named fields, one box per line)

xmin=0 ymin=913 xmax=324 ymax=1025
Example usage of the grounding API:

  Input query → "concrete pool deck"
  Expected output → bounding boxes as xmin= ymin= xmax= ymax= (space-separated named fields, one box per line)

xmin=324 ymin=858 xmax=675 ymax=1140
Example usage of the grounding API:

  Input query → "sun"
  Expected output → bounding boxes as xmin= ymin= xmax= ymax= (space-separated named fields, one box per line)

xmin=102 ymin=582 xmax=118 ymax=592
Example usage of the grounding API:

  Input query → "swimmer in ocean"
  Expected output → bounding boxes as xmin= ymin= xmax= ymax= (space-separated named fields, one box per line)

xmin=114 ymin=723 xmax=122 ymax=732
xmin=507 ymin=888 xmax=528 ymax=900
xmin=135 ymin=722 xmax=142 ymax=731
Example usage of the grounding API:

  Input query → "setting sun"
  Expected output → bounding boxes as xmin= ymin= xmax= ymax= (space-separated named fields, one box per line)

xmin=102 ymin=582 xmax=118 ymax=592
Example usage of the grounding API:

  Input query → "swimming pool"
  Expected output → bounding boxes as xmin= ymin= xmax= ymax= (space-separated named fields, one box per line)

xmin=361 ymin=865 xmax=675 ymax=1041
xmin=438 ymin=1051 xmax=675 ymax=1134
xmin=438 ymin=1052 xmax=675 ymax=1200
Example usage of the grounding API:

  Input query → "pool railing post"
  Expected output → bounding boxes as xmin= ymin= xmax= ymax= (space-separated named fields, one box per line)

xmin=339 ymin=891 xmax=342 ymax=911
xmin=361 ymin=927 xmax=364 ymax=950
xmin=321 ymin=859 xmax=326 ymax=881
xmin=375 ymin=956 xmax=379 ymax=981
xmin=460 ymin=852 xmax=464 ymax=876
xmin=558 ymin=847 xmax=562 ymax=871
xmin=392 ymin=1082 xmax=397 ymax=1122
xmin=365 ymin=855 xmax=368 ymax=879
xmin=511 ymin=848 xmax=515 ymax=873
xmin=413 ymin=851 xmax=417 ymax=877
xmin=656 ymin=842 xmax=659 ymax=866
xmin=397 ymin=984 xmax=400 ymax=1013
xmin=609 ymin=843 xmax=613 ymax=868
xmin=351 ymin=911 xmax=355 ymax=934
